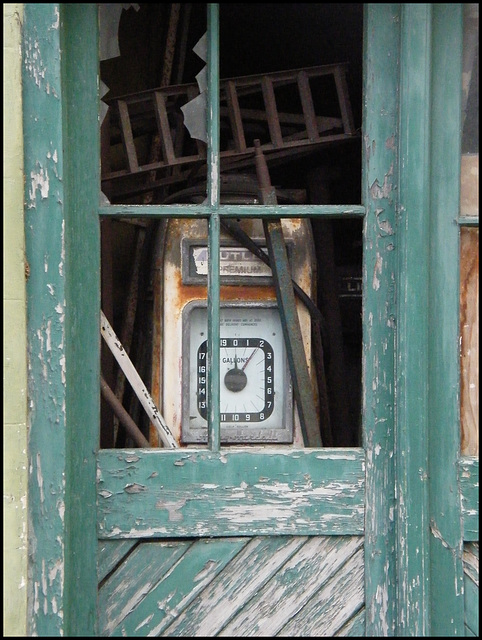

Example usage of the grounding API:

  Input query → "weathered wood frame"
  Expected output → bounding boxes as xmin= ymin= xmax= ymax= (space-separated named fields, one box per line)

xmin=22 ymin=3 xmax=478 ymax=637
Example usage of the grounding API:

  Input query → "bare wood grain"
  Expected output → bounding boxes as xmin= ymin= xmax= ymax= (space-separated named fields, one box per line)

xmin=460 ymin=227 xmax=479 ymax=455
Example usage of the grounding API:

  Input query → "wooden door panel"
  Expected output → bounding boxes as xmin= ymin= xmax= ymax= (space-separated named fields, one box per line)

xmin=463 ymin=542 xmax=479 ymax=637
xmin=98 ymin=535 xmax=364 ymax=637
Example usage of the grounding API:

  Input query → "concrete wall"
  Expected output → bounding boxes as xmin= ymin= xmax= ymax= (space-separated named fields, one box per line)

xmin=3 ymin=3 xmax=28 ymax=636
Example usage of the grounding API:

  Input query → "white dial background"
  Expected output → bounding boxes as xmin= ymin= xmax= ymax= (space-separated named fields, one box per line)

xmin=182 ymin=302 xmax=294 ymax=443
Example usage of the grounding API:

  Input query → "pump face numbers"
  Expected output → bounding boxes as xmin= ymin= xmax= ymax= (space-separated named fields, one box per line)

xmin=197 ymin=336 xmax=275 ymax=423
xmin=182 ymin=302 xmax=293 ymax=444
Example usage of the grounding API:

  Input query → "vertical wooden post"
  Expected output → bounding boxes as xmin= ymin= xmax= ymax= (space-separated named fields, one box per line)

xmin=363 ymin=4 xmax=399 ymax=635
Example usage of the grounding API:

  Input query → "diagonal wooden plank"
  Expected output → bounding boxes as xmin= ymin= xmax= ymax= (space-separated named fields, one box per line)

xmin=278 ymin=546 xmax=365 ymax=636
xmin=218 ymin=536 xmax=364 ymax=637
xmin=162 ymin=536 xmax=309 ymax=637
xmin=463 ymin=542 xmax=479 ymax=585
xmin=110 ymin=537 xmax=250 ymax=637
xmin=97 ymin=539 xmax=138 ymax=583
xmin=334 ymin=607 xmax=366 ymax=637
xmin=98 ymin=540 xmax=192 ymax=635
xmin=463 ymin=567 xmax=479 ymax=636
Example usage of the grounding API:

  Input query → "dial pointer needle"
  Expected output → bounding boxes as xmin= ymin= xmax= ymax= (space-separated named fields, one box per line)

xmin=242 ymin=347 xmax=259 ymax=371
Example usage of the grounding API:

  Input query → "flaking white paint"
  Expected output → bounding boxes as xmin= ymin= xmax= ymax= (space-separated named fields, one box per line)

xmin=29 ymin=166 xmax=50 ymax=201
xmin=135 ymin=613 xmax=155 ymax=632
xmin=36 ymin=453 xmax=44 ymax=503
xmin=373 ymin=253 xmax=383 ymax=290
xmin=59 ymin=219 xmax=65 ymax=276
xmin=46 ymin=319 xmax=51 ymax=351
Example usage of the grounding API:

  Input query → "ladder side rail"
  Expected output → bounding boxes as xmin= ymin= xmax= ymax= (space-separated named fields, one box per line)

xmin=297 ymin=70 xmax=320 ymax=142
xmin=261 ymin=76 xmax=284 ymax=148
xmin=118 ymin=99 xmax=140 ymax=173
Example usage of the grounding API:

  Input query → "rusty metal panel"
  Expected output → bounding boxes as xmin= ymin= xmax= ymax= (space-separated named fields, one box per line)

xmin=156 ymin=214 xmax=316 ymax=447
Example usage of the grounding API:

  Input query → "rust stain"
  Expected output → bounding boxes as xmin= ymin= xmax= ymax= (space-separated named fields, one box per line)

xmin=166 ymin=267 xmax=279 ymax=311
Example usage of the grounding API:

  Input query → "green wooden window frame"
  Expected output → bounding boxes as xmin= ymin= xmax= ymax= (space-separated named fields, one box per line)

xmin=22 ymin=3 xmax=477 ymax=637
xmin=95 ymin=2 xmax=366 ymax=540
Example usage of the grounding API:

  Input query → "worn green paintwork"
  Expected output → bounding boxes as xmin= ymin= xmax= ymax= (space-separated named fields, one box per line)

xmin=98 ymin=539 xmax=194 ymax=633
xmin=459 ymin=458 xmax=479 ymax=541
xmin=428 ymin=4 xmax=465 ymax=635
xmin=362 ymin=4 xmax=399 ymax=636
xmin=20 ymin=3 xmax=478 ymax=637
xmin=96 ymin=534 xmax=365 ymax=636
xmin=463 ymin=543 xmax=479 ymax=635
xmin=23 ymin=3 xmax=100 ymax=636
xmin=97 ymin=539 xmax=138 ymax=583
xmin=61 ymin=4 xmax=100 ymax=635
xmin=23 ymin=4 xmax=68 ymax=635
xmin=98 ymin=203 xmax=366 ymax=219
xmin=97 ymin=448 xmax=365 ymax=537
xmin=396 ymin=4 xmax=432 ymax=634
xmin=101 ymin=537 xmax=248 ymax=636
xmin=463 ymin=570 xmax=479 ymax=635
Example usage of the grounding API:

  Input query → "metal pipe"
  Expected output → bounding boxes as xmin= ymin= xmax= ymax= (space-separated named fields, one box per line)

xmin=100 ymin=375 xmax=150 ymax=448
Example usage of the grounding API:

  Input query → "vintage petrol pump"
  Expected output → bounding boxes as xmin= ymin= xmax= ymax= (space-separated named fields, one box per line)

xmin=150 ymin=176 xmax=318 ymax=447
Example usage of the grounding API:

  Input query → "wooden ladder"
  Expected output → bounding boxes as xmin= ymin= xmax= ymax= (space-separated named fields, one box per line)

xmin=102 ymin=63 xmax=357 ymax=201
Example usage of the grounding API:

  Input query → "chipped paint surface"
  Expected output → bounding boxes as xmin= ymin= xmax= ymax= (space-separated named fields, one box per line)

xmin=16 ymin=3 xmax=475 ymax=637
xmin=22 ymin=4 xmax=70 ymax=635
xmin=29 ymin=166 xmax=50 ymax=201
xmin=97 ymin=448 xmax=365 ymax=538
xmin=362 ymin=5 xmax=399 ymax=635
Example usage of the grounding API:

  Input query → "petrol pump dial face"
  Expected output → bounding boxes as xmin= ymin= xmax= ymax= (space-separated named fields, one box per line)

xmin=182 ymin=303 xmax=293 ymax=443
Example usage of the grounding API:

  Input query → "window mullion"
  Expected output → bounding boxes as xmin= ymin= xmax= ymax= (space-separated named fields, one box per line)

xmin=207 ymin=3 xmax=221 ymax=450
